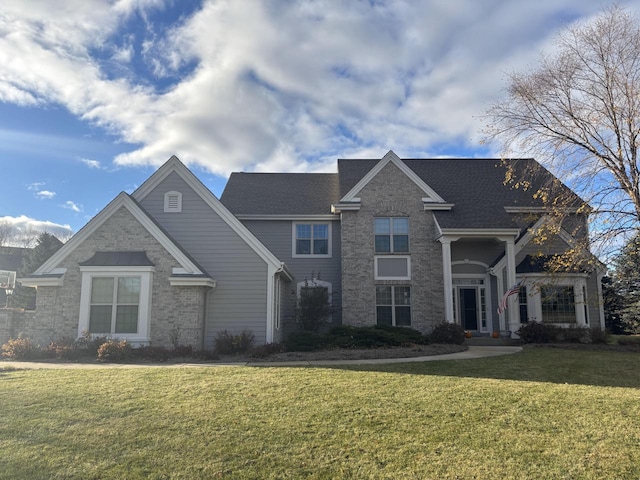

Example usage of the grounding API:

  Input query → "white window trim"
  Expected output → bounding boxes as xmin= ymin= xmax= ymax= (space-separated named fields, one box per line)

xmin=292 ymin=222 xmax=332 ymax=258
xmin=374 ymin=255 xmax=411 ymax=280
xmin=374 ymin=216 xmax=410 ymax=254
xmin=452 ymin=274 xmax=492 ymax=333
xmin=376 ymin=285 xmax=412 ymax=327
xmin=78 ymin=266 xmax=154 ymax=344
xmin=164 ymin=191 xmax=182 ymax=213
xmin=521 ymin=275 xmax=588 ymax=327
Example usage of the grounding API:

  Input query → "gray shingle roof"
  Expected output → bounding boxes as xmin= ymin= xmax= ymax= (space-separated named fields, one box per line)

xmin=221 ymin=172 xmax=339 ymax=215
xmin=79 ymin=251 xmax=155 ymax=267
xmin=220 ymin=157 xmax=582 ymax=229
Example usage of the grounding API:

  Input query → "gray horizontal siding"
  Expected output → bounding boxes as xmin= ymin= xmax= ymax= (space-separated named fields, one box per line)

xmin=242 ymin=219 xmax=342 ymax=324
xmin=138 ymin=171 xmax=270 ymax=346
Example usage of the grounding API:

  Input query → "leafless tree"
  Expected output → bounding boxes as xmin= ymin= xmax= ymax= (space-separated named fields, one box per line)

xmin=0 ymin=220 xmax=11 ymax=247
xmin=483 ymin=5 xmax=640 ymax=265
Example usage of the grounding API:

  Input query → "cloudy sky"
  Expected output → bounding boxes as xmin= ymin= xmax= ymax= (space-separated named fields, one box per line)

xmin=1 ymin=0 xmax=635 ymax=241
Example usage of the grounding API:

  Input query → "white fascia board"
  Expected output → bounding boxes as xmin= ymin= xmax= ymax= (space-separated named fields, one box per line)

xmin=169 ymin=277 xmax=217 ymax=288
xmin=439 ymin=228 xmax=520 ymax=239
xmin=79 ymin=266 xmax=156 ymax=273
xmin=339 ymin=150 xmax=446 ymax=204
xmin=131 ymin=156 xmax=283 ymax=271
xmin=131 ymin=155 xmax=182 ymax=200
xmin=331 ymin=203 xmax=361 ymax=213
xmin=235 ymin=214 xmax=339 ymax=221
xmin=34 ymin=193 xmax=203 ymax=276
xmin=423 ymin=203 xmax=454 ymax=211
xmin=19 ymin=276 xmax=64 ymax=287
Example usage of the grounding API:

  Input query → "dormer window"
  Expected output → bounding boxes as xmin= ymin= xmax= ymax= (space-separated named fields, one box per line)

xmin=164 ymin=191 xmax=182 ymax=213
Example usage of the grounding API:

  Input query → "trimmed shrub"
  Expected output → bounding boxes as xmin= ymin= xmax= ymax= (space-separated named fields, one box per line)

xmin=589 ymin=327 xmax=609 ymax=345
xmin=557 ymin=324 xmax=592 ymax=344
xmin=173 ymin=345 xmax=194 ymax=358
xmin=429 ymin=322 xmax=466 ymax=345
xmin=516 ymin=321 xmax=559 ymax=343
xmin=135 ymin=345 xmax=171 ymax=362
xmin=329 ymin=325 xmax=428 ymax=349
xmin=285 ymin=331 xmax=329 ymax=352
xmin=375 ymin=324 xmax=429 ymax=345
xmin=76 ymin=331 xmax=108 ymax=357
xmin=46 ymin=337 xmax=83 ymax=361
xmin=97 ymin=339 xmax=132 ymax=363
xmin=214 ymin=330 xmax=255 ymax=355
xmin=1 ymin=337 xmax=40 ymax=360
xmin=192 ymin=349 xmax=220 ymax=361
xmin=249 ymin=343 xmax=286 ymax=358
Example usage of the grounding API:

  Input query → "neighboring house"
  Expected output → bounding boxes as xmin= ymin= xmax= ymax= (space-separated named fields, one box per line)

xmin=17 ymin=151 xmax=605 ymax=349
xmin=0 ymin=246 xmax=28 ymax=307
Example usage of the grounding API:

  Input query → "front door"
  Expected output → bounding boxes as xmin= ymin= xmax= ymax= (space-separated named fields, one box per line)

xmin=459 ymin=288 xmax=478 ymax=330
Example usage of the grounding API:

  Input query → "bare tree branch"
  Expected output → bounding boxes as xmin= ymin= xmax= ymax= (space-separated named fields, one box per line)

xmin=483 ymin=5 xmax=640 ymax=263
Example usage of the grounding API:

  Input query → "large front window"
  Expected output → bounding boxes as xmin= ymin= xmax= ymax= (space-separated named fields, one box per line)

xmin=541 ymin=286 xmax=576 ymax=324
xmin=374 ymin=217 xmax=409 ymax=253
xmin=79 ymin=266 xmax=153 ymax=342
xmin=376 ymin=285 xmax=411 ymax=326
xmin=294 ymin=223 xmax=330 ymax=256
xmin=89 ymin=276 xmax=141 ymax=334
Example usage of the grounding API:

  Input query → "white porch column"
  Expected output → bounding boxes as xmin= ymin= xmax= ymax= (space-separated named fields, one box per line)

xmin=505 ymin=238 xmax=520 ymax=335
xmin=440 ymin=238 xmax=454 ymax=323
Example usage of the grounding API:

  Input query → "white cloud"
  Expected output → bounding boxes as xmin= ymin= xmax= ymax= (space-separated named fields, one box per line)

xmin=80 ymin=158 xmax=101 ymax=169
xmin=0 ymin=0 xmax=638 ymax=177
xmin=27 ymin=182 xmax=44 ymax=191
xmin=62 ymin=201 xmax=82 ymax=213
xmin=35 ymin=190 xmax=56 ymax=199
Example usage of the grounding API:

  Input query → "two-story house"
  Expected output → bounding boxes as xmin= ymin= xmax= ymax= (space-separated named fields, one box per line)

xmin=16 ymin=151 xmax=605 ymax=348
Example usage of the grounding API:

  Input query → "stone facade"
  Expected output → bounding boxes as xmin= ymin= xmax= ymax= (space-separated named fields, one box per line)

xmin=30 ymin=207 xmax=207 ymax=348
xmin=341 ymin=161 xmax=445 ymax=333
xmin=0 ymin=308 xmax=37 ymax=345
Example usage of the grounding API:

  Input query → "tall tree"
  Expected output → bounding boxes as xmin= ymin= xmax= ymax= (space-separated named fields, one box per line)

xmin=611 ymin=231 xmax=640 ymax=333
xmin=484 ymin=6 xmax=640 ymax=263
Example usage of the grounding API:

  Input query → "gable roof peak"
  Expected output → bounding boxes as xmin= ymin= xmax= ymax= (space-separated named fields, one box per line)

xmin=336 ymin=150 xmax=447 ymax=206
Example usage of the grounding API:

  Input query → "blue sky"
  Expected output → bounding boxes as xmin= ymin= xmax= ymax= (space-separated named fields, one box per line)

xmin=1 ymin=0 xmax=636 ymax=242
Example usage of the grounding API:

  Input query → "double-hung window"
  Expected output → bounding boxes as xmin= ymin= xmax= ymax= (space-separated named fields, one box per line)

xmin=89 ymin=276 xmax=141 ymax=334
xmin=376 ymin=285 xmax=411 ymax=326
xmin=79 ymin=265 xmax=154 ymax=342
xmin=374 ymin=217 xmax=409 ymax=253
xmin=293 ymin=223 xmax=330 ymax=257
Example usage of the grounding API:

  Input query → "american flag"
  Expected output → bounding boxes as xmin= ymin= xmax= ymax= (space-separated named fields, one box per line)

xmin=497 ymin=281 xmax=523 ymax=315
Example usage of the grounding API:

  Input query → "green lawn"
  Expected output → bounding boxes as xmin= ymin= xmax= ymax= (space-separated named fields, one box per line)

xmin=1 ymin=347 xmax=640 ymax=479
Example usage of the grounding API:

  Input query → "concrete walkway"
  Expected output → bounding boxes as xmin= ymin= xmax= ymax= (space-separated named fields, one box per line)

xmin=0 ymin=346 xmax=522 ymax=370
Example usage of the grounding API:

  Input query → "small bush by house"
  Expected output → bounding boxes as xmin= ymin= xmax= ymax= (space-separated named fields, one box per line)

xmin=1 ymin=337 xmax=40 ymax=360
xmin=285 ymin=331 xmax=330 ymax=352
xmin=249 ymin=343 xmax=286 ymax=358
xmin=214 ymin=330 xmax=255 ymax=355
xmin=97 ymin=339 xmax=132 ymax=362
xmin=429 ymin=322 xmax=466 ymax=345
xmin=329 ymin=325 xmax=428 ymax=349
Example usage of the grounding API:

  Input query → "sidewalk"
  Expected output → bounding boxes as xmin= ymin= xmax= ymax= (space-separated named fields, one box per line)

xmin=1 ymin=346 xmax=522 ymax=369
